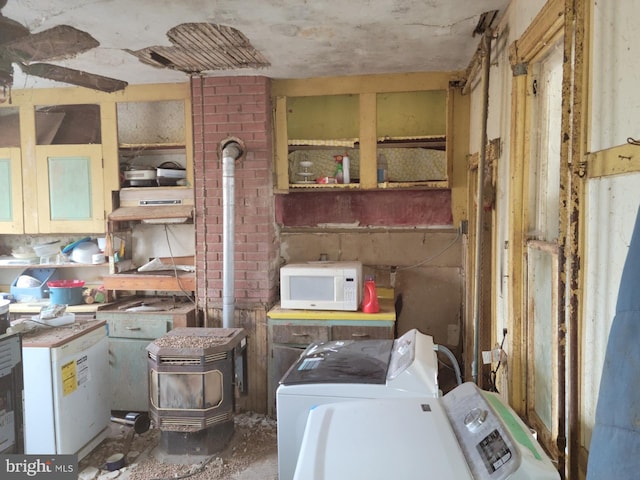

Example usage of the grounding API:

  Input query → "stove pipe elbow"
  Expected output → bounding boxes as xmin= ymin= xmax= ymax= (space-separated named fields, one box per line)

xmin=222 ymin=141 xmax=243 ymax=161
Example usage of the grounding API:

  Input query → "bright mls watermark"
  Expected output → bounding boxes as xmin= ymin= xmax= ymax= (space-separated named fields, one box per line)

xmin=1 ymin=455 xmax=77 ymax=480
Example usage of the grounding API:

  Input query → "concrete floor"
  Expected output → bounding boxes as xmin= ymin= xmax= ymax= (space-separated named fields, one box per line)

xmin=78 ymin=413 xmax=278 ymax=480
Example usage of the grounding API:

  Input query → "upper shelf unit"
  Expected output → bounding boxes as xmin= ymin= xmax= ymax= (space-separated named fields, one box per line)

xmin=117 ymin=100 xmax=190 ymax=189
xmin=273 ymin=77 xmax=452 ymax=192
xmin=104 ymin=186 xmax=195 ymax=292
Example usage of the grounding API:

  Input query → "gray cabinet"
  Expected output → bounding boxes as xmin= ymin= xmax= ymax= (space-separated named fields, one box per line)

xmin=98 ymin=299 xmax=196 ymax=412
xmin=267 ymin=305 xmax=396 ymax=416
xmin=106 ymin=316 xmax=173 ymax=412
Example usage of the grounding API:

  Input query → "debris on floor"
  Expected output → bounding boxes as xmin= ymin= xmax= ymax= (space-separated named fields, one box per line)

xmin=78 ymin=412 xmax=277 ymax=480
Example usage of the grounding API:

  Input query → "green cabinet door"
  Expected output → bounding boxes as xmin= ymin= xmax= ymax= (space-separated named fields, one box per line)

xmin=0 ymin=148 xmax=24 ymax=233
xmin=47 ymin=155 xmax=94 ymax=220
xmin=35 ymin=144 xmax=105 ymax=233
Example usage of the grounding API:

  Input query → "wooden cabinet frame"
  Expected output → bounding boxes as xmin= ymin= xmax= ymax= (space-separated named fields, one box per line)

xmin=3 ymin=83 xmax=192 ymax=234
xmin=272 ymin=72 xmax=457 ymax=192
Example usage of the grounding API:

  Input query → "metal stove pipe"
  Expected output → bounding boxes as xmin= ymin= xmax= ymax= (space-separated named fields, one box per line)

xmin=222 ymin=140 xmax=243 ymax=328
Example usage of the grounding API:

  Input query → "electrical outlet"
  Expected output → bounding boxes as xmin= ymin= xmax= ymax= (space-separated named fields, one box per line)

xmin=482 ymin=348 xmax=504 ymax=364
xmin=447 ymin=324 xmax=460 ymax=345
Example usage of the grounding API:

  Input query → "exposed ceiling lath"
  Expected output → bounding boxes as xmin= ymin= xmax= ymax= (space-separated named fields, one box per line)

xmin=127 ymin=23 xmax=270 ymax=73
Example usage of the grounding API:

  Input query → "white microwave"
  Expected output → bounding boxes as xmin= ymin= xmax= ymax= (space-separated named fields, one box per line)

xmin=280 ymin=261 xmax=362 ymax=311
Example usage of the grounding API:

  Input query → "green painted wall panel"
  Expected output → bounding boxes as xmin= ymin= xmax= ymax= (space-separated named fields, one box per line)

xmin=287 ymin=94 xmax=359 ymax=139
xmin=377 ymin=90 xmax=446 ymax=137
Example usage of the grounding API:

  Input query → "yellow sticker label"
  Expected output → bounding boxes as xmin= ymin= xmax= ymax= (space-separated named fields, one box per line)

xmin=61 ymin=359 xmax=78 ymax=396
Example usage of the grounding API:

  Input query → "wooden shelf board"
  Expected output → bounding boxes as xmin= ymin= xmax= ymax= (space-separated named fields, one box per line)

xmin=103 ymin=271 xmax=195 ymax=292
xmin=108 ymin=205 xmax=193 ymax=222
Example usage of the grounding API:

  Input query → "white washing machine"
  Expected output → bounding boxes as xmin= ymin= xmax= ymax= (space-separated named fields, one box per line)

xmin=294 ymin=382 xmax=560 ymax=480
xmin=276 ymin=328 xmax=440 ymax=480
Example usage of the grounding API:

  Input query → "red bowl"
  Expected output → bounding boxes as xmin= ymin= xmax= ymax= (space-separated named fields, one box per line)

xmin=47 ymin=280 xmax=85 ymax=288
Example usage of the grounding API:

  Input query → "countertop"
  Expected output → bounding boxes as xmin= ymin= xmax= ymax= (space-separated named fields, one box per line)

xmin=9 ymin=301 xmax=102 ymax=314
xmin=267 ymin=297 xmax=396 ymax=321
xmin=19 ymin=318 xmax=106 ymax=348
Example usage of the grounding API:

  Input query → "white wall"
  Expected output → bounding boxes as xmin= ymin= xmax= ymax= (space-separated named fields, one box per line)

xmin=131 ymin=224 xmax=195 ymax=267
xmin=580 ymin=0 xmax=640 ymax=452
xmin=590 ymin=0 xmax=640 ymax=152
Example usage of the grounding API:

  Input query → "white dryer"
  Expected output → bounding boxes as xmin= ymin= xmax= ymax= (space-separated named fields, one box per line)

xmin=294 ymin=382 xmax=559 ymax=480
xmin=276 ymin=328 xmax=440 ymax=480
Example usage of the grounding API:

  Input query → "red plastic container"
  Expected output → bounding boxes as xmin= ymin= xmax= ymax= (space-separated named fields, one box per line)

xmin=362 ymin=276 xmax=379 ymax=313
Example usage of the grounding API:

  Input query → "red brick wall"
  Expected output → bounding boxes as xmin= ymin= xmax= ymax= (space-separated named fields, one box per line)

xmin=192 ymin=76 xmax=278 ymax=310
xmin=276 ymin=190 xmax=453 ymax=227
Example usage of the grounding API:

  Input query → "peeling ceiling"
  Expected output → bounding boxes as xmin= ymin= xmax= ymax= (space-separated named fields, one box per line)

xmin=2 ymin=0 xmax=509 ymax=90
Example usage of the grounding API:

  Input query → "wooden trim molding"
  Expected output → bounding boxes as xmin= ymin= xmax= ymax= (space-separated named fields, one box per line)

xmin=509 ymin=0 xmax=564 ymax=67
xmin=586 ymin=143 xmax=640 ymax=178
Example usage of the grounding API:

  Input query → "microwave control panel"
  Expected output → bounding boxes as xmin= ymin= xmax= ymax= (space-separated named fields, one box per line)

xmin=344 ymin=277 xmax=358 ymax=304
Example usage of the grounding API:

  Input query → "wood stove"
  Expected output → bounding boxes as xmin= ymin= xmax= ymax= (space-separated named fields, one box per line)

xmin=146 ymin=327 xmax=247 ymax=455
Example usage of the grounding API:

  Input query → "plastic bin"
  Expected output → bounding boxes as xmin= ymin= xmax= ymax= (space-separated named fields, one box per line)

xmin=10 ymin=268 xmax=59 ymax=301
xmin=47 ymin=280 xmax=85 ymax=306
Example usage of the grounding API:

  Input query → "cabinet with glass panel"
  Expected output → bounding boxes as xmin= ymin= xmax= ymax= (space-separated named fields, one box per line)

xmin=0 ymin=104 xmax=107 ymax=234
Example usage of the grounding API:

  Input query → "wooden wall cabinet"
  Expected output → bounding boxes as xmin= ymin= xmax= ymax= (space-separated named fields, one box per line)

xmin=272 ymin=73 xmax=455 ymax=193
xmin=0 ymin=145 xmax=106 ymax=234
xmin=117 ymin=99 xmax=191 ymax=189
xmin=0 ymin=84 xmax=193 ymax=235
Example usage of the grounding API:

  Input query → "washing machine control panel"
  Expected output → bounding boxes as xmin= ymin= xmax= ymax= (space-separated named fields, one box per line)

xmin=464 ymin=407 xmax=488 ymax=432
xmin=387 ymin=329 xmax=416 ymax=379
xmin=443 ymin=383 xmax=559 ymax=480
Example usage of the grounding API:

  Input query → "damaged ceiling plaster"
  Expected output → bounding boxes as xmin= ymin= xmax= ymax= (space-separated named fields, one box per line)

xmin=2 ymin=0 xmax=509 ymax=89
xmin=128 ymin=23 xmax=271 ymax=73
